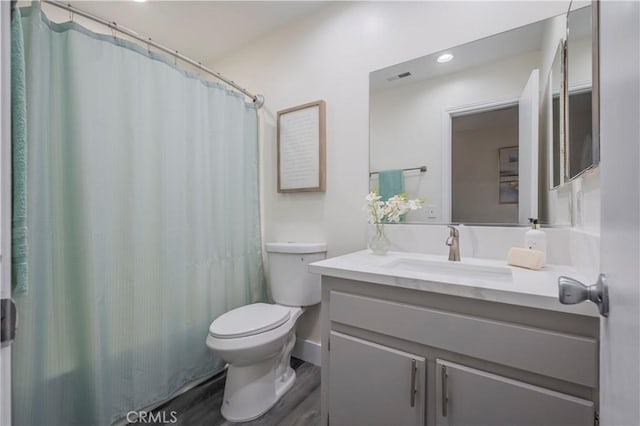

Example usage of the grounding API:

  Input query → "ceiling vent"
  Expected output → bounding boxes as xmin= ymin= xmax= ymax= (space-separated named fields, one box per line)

xmin=386 ymin=71 xmax=412 ymax=82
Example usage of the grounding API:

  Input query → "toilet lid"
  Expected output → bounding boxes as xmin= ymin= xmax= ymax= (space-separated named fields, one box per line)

xmin=209 ymin=303 xmax=291 ymax=339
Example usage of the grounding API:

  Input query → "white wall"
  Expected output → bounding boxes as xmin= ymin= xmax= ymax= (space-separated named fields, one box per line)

xmin=540 ymin=14 xmax=566 ymax=88
xmin=213 ymin=1 xmax=570 ymax=342
xmin=568 ymin=38 xmax=593 ymax=86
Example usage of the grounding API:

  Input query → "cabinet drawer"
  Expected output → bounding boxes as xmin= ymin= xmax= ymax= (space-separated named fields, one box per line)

xmin=330 ymin=291 xmax=597 ymax=387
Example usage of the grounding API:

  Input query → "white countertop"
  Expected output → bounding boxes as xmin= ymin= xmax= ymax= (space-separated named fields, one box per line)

xmin=309 ymin=250 xmax=600 ymax=317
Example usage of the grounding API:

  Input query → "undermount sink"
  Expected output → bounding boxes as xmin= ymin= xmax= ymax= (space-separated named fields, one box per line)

xmin=386 ymin=257 xmax=513 ymax=282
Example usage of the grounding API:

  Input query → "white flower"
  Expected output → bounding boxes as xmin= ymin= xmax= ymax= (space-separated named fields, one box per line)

xmin=364 ymin=192 xmax=423 ymax=224
xmin=365 ymin=192 xmax=381 ymax=203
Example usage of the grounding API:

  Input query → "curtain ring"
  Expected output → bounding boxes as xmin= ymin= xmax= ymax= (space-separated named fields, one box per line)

xmin=69 ymin=11 xmax=74 ymax=22
xmin=147 ymin=38 xmax=152 ymax=55
xmin=111 ymin=25 xmax=117 ymax=41
xmin=174 ymin=51 xmax=178 ymax=65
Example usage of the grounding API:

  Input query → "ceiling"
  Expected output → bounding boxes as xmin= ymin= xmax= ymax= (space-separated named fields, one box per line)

xmin=370 ymin=3 xmax=591 ymax=93
xmin=370 ymin=16 xmax=549 ymax=93
xmin=43 ymin=1 xmax=329 ymax=65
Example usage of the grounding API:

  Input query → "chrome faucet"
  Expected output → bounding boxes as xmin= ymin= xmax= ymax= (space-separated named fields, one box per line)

xmin=446 ymin=225 xmax=460 ymax=261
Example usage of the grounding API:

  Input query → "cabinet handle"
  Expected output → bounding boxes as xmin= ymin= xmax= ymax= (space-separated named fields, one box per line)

xmin=441 ymin=365 xmax=448 ymax=417
xmin=410 ymin=359 xmax=417 ymax=407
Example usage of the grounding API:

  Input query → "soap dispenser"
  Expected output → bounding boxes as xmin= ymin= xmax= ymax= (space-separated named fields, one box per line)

xmin=525 ymin=218 xmax=546 ymax=266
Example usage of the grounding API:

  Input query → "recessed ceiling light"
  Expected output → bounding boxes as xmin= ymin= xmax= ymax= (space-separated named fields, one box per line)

xmin=437 ymin=53 xmax=454 ymax=63
xmin=132 ymin=0 xmax=147 ymax=3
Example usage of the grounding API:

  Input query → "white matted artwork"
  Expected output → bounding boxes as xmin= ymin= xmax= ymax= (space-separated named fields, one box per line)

xmin=277 ymin=100 xmax=326 ymax=193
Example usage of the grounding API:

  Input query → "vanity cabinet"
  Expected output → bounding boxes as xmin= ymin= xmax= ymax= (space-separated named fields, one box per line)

xmin=435 ymin=360 xmax=594 ymax=426
xmin=320 ymin=276 xmax=600 ymax=426
xmin=329 ymin=331 xmax=425 ymax=426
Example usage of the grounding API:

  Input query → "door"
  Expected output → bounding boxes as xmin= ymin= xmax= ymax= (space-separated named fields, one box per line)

xmin=518 ymin=69 xmax=539 ymax=225
xmin=329 ymin=331 xmax=425 ymax=426
xmin=598 ymin=1 xmax=640 ymax=425
xmin=435 ymin=360 xmax=594 ymax=426
xmin=0 ymin=2 xmax=12 ymax=425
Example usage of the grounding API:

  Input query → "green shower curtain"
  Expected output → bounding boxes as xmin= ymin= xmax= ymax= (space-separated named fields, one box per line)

xmin=11 ymin=4 xmax=265 ymax=425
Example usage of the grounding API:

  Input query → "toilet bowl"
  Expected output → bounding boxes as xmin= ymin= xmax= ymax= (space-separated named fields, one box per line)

xmin=206 ymin=242 xmax=326 ymax=422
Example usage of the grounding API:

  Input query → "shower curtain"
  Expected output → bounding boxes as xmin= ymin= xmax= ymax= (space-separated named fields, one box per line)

xmin=11 ymin=5 xmax=265 ymax=425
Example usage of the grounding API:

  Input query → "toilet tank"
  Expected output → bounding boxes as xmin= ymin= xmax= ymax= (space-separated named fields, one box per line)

xmin=265 ymin=242 xmax=327 ymax=307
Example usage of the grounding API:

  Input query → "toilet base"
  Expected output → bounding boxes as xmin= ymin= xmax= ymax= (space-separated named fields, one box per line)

xmin=276 ymin=366 xmax=296 ymax=399
xmin=220 ymin=354 xmax=296 ymax=422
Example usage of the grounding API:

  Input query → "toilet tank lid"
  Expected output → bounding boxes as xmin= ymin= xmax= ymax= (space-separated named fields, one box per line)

xmin=265 ymin=242 xmax=327 ymax=254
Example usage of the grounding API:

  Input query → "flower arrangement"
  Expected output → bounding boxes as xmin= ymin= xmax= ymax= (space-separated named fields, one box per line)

xmin=365 ymin=192 xmax=423 ymax=224
xmin=364 ymin=191 xmax=423 ymax=254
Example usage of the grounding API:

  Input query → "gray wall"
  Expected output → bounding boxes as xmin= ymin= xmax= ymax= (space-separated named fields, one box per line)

xmin=452 ymin=107 xmax=519 ymax=223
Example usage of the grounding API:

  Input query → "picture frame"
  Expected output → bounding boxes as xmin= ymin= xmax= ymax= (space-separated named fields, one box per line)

xmin=277 ymin=100 xmax=326 ymax=193
xmin=499 ymin=178 xmax=519 ymax=204
xmin=498 ymin=146 xmax=519 ymax=177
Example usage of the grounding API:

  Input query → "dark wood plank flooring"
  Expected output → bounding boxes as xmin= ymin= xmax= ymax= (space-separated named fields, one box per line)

xmin=131 ymin=358 xmax=320 ymax=426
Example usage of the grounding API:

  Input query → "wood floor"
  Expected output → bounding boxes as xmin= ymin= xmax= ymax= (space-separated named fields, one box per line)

xmin=133 ymin=358 xmax=321 ymax=426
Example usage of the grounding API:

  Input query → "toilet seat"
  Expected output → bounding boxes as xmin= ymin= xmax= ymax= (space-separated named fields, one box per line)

xmin=209 ymin=303 xmax=291 ymax=339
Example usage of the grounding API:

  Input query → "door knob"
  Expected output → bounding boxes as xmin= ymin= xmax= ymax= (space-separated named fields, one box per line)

xmin=558 ymin=274 xmax=609 ymax=317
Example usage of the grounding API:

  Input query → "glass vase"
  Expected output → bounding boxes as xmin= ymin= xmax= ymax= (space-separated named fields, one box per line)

xmin=368 ymin=223 xmax=390 ymax=255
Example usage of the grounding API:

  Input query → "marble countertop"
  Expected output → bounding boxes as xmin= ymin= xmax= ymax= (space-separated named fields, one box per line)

xmin=309 ymin=250 xmax=600 ymax=317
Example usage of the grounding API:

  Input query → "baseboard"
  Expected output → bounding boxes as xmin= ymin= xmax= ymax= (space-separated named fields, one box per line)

xmin=292 ymin=338 xmax=321 ymax=366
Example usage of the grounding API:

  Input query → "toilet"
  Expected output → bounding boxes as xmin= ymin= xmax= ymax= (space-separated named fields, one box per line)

xmin=206 ymin=242 xmax=326 ymax=422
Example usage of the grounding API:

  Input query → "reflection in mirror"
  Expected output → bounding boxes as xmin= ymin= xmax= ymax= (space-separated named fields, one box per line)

xmin=550 ymin=43 xmax=563 ymax=188
xmin=452 ymin=107 xmax=519 ymax=223
xmin=369 ymin=13 xmax=570 ymax=225
xmin=566 ymin=5 xmax=595 ymax=179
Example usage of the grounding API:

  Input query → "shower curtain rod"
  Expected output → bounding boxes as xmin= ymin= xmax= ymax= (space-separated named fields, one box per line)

xmin=42 ymin=0 xmax=265 ymax=108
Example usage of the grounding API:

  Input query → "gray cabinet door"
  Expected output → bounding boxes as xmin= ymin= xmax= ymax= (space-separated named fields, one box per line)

xmin=435 ymin=359 xmax=594 ymax=426
xmin=329 ymin=331 xmax=425 ymax=426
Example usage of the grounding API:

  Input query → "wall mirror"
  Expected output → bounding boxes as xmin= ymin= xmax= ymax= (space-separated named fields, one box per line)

xmin=565 ymin=4 xmax=599 ymax=180
xmin=369 ymin=7 xmax=592 ymax=226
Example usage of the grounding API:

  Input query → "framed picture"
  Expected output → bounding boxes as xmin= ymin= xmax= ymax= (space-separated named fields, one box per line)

xmin=499 ymin=178 xmax=519 ymax=204
xmin=499 ymin=146 xmax=519 ymax=177
xmin=277 ymin=100 xmax=326 ymax=193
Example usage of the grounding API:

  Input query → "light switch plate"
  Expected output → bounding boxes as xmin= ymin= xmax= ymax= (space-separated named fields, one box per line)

xmin=427 ymin=205 xmax=437 ymax=218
